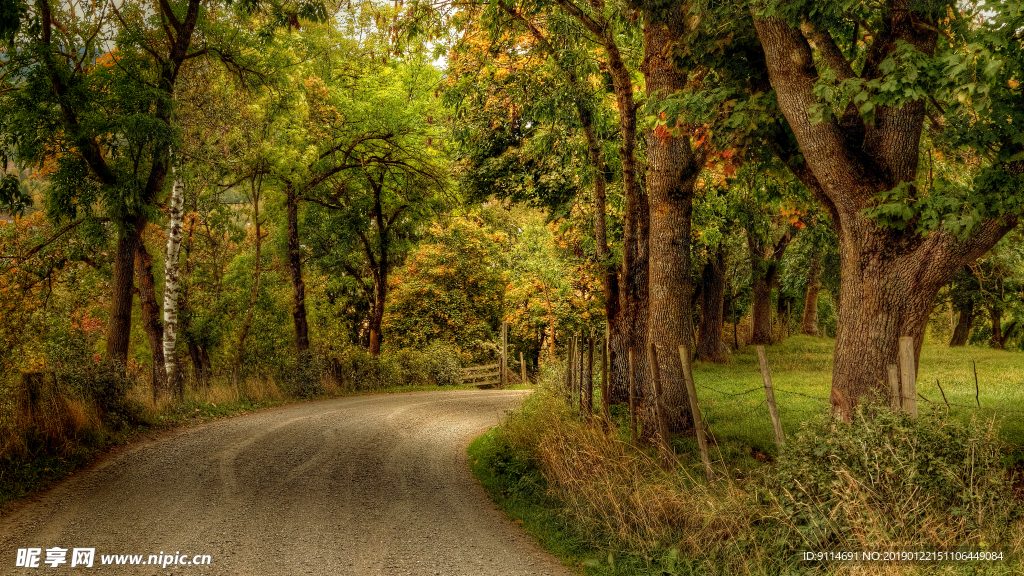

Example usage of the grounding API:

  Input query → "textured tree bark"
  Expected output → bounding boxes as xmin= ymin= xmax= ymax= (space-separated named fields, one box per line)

xmin=598 ymin=31 xmax=647 ymax=407
xmin=188 ymin=342 xmax=211 ymax=386
xmin=753 ymin=11 xmax=1018 ymax=419
xmin=361 ymin=177 xmax=392 ymax=357
xmin=949 ymin=300 xmax=973 ymax=346
xmin=801 ymin=249 xmax=822 ymax=336
xmin=696 ymin=245 xmax=729 ymax=362
xmin=639 ymin=17 xmax=699 ymax=435
xmin=1001 ymin=321 xmax=1018 ymax=349
xmin=548 ymin=0 xmax=645 ymax=405
xmin=105 ymin=214 xmax=147 ymax=365
xmin=989 ymin=304 xmax=1003 ymax=350
xmin=135 ymin=241 xmax=166 ymax=398
xmin=749 ymin=273 xmax=773 ymax=345
xmin=285 ymin=184 xmax=310 ymax=354
xmin=163 ymin=174 xmax=185 ymax=394
xmin=748 ymin=229 xmax=792 ymax=345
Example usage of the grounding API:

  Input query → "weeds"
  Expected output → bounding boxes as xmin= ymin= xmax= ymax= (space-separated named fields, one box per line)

xmin=473 ymin=367 xmax=1024 ymax=575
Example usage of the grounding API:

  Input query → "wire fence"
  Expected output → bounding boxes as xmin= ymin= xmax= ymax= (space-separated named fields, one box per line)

xmin=559 ymin=332 xmax=1024 ymax=458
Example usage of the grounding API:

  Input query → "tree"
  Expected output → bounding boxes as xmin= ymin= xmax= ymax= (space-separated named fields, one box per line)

xmin=298 ymin=50 xmax=446 ymax=356
xmin=748 ymin=1 xmax=1024 ymax=418
xmin=0 ymin=0 xmax=327 ymax=370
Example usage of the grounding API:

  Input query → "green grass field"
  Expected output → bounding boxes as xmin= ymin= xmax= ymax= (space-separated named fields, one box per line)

xmin=682 ymin=336 xmax=1024 ymax=473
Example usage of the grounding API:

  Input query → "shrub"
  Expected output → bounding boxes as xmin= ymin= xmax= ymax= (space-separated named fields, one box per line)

xmin=275 ymin=352 xmax=327 ymax=398
xmin=424 ymin=342 xmax=462 ymax=386
xmin=394 ymin=348 xmax=430 ymax=387
xmin=757 ymin=405 xmax=1021 ymax=555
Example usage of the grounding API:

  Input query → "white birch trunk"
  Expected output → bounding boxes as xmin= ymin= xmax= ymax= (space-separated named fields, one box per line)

xmin=163 ymin=171 xmax=186 ymax=389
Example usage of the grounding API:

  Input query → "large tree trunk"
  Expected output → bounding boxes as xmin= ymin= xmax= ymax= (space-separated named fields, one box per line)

xmin=989 ymin=304 xmax=1003 ymax=350
xmin=1001 ymin=321 xmax=1018 ymax=349
xmin=363 ymin=177 xmax=393 ymax=357
xmin=367 ymin=275 xmax=387 ymax=356
xmin=749 ymin=272 xmax=773 ymax=345
xmin=163 ymin=173 xmax=185 ymax=394
xmin=696 ymin=245 xmax=729 ymax=362
xmin=949 ymin=299 xmax=973 ymax=346
xmin=595 ymin=10 xmax=644 ymax=407
xmin=748 ymin=228 xmax=792 ymax=345
xmin=639 ymin=17 xmax=700 ymax=435
xmin=135 ymin=241 xmax=166 ymax=398
xmin=801 ymin=249 xmax=822 ymax=336
xmin=105 ymin=214 xmax=147 ymax=365
xmin=753 ymin=12 xmax=1018 ymax=420
xmin=285 ymin=184 xmax=310 ymax=354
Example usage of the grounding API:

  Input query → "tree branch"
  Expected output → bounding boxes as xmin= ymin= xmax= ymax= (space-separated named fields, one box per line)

xmin=800 ymin=20 xmax=856 ymax=82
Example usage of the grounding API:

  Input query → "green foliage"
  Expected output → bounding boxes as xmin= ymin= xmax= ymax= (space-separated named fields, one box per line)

xmin=384 ymin=213 xmax=507 ymax=356
xmin=323 ymin=344 xmax=463 ymax=391
xmin=275 ymin=352 xmax=328 ymax=398
xmin=761 ymin=406 xmax=1019 ymax=554
xmin=422 ymin=342 xmax=464 ymax=387
xmin=0 ymin=173 xmax=28 ymax=215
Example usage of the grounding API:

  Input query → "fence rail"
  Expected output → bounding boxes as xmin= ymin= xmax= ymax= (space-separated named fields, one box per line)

xmin=460 ymin=363 xmax=500 ymax=386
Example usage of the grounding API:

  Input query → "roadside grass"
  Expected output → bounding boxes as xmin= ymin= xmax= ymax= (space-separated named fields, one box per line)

xmin=688 ymin=336 xmax=1024 ymax=468
xmin=472 ymin=339 xmax=1024 ymax=575
xmin=0 ymin=375 xmax=481 ymax=512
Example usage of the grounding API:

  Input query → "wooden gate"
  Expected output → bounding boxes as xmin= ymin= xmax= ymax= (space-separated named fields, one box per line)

xmin=460 ymin=363 xmax=500 ymax=387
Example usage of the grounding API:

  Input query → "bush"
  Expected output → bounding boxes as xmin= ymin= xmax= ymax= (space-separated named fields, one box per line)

xmin=424 ymin=342 xmax=462 ymax=386
xmin=758 ymin=405 xmax=1021 ymax=555
xmin=395 ymin=348 xmax=431 ymax=387
xmin=275 ymin=352 xmax=327 ymax=398
xmin=325 ymin=344 xmax=463 ymax=390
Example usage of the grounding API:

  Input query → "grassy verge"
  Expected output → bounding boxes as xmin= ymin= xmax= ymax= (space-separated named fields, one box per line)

xmin=470 ymin=344 xmax=1024 ymax=576
xmin=0 ymin=378 xmax=481 ymax=512
xmin=690 ymin=336 xmax=1024 ymax=465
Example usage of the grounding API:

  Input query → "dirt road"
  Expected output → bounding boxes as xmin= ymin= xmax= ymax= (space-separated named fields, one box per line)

xmin=0 ymin=390 xmax=574 ymax=575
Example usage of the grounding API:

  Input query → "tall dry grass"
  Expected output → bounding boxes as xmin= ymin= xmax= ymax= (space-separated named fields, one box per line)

xmin=497 ymin=388 xmax=761 ymax=556
xmin=1 ymin=374 xmax=103 ymax=460
xmin=492 ymin=381 xmax=1024 ymax=575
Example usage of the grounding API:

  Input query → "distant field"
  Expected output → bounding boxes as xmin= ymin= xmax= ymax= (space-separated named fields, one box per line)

xmin=683 ymin=336 xmax=1024 ymax=469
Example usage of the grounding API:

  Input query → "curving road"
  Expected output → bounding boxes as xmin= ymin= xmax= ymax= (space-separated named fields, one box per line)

xmin=0 ymin=390 xmax=573 ymax=575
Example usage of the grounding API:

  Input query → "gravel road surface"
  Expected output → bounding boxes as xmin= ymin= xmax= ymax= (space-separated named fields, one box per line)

xmin=0 ymin=390 xmax=574 ymax=576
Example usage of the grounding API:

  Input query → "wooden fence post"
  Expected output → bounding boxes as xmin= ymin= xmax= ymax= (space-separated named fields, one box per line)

xmin=564 ymin=334 xmax=574 ymax=401
xmin=887 ymin=364 xmax=901 ymax=413
xmin=601 ymin=335 xmax=611 ymax=425
xmin=898 ymin=336 xmax=918 ymax=418
xmin=627 ymin=348 xmax=637 ymax=444
xmin=573 ymin=336 xmax=581 ymax=411
xmin=520 ymin=351 xmax=527 ymax=385
xmin=755 ymin=346 xmax=786 ymax=450
xmin=586 ymin=333 xmax=594 ymax=416
xmin=648 ymin=343 xmax=675 ymax=471
xmin=500 ymin=322 xmax=508 ymax=389
xmin=679 ymin=345 xmax=714 ymax=483
xmin=973 ymin=360 xmax=980 ymax=408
